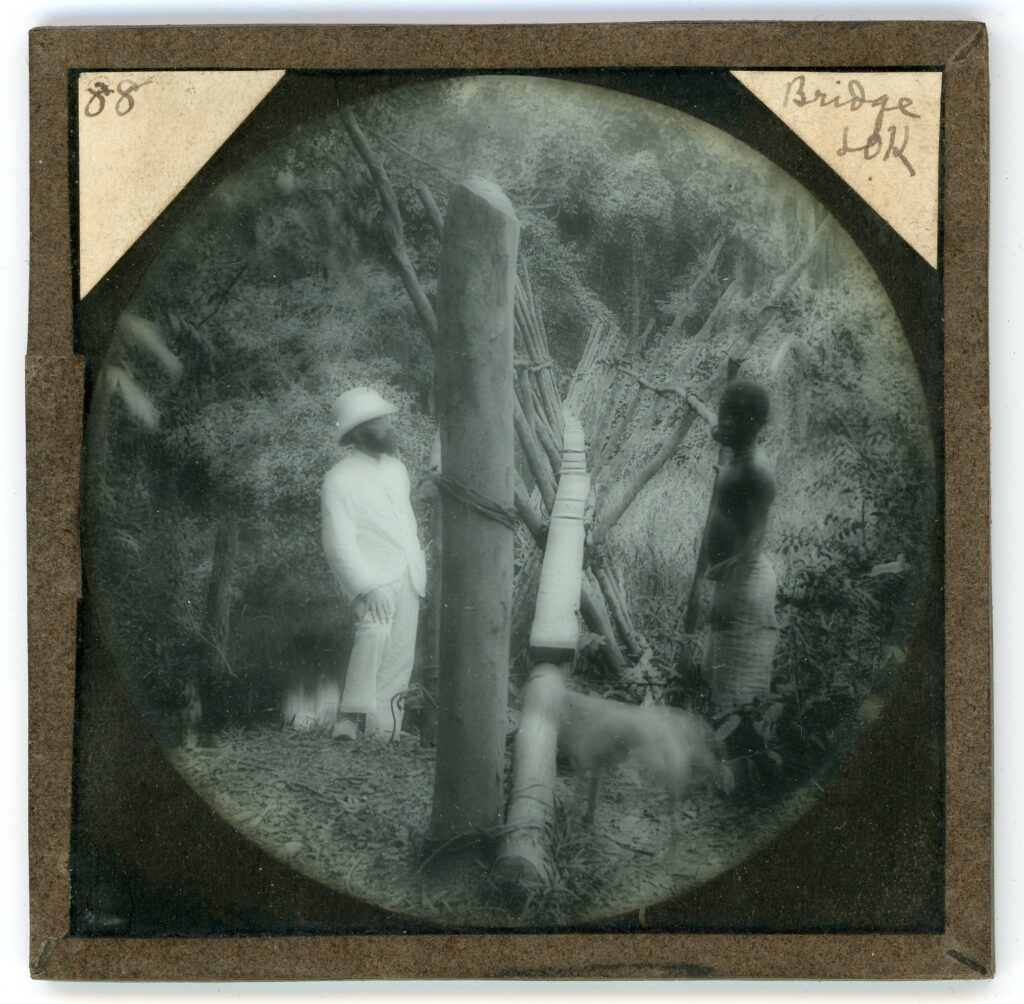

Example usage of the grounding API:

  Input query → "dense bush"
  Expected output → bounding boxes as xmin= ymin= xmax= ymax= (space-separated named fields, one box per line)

xmin=86 ymin=75 xmax=935 ymax=773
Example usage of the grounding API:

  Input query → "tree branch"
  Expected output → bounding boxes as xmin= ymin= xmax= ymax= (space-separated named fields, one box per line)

xmin=340 ymin=107 xmax=439 ymax=349
xmin=603 ymin=358 xmax=717 ymax=427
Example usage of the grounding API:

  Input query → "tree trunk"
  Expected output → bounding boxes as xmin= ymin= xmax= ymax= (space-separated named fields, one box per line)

xmin=192 ymin=518 xmax=238 ymax=741
xmin=416 ymin=434 xmax=444 ymax=746
xmin=429 ymin=177 xmax=520 ymax=855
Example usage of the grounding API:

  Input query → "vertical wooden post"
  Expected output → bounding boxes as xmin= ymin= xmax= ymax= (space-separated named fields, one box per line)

xmin=418 ymin=430 xmax=444 ymax=746
xmin=429 ymin=177 xmax=520 ymax=852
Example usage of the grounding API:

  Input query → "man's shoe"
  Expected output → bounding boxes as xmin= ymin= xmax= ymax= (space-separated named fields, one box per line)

xmin=331 ymin=717 xmax=358 ymax=741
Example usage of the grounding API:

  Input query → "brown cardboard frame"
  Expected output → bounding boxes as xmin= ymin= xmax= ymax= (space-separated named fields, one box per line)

xmin=26 ymin=21 xmax=990 ymax=980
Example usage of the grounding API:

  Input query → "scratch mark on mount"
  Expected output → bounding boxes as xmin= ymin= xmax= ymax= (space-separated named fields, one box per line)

xmin=946 ymin=948 xmax=987 ymax=975
xmin=951 ymin=28 xmax=985 ymax=64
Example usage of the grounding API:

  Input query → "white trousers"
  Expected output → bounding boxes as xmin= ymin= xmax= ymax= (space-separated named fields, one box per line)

xmin=339 ymin=571 xmax=420 ymax=736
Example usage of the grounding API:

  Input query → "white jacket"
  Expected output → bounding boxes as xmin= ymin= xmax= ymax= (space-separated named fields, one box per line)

xmin=320 ymin=451 xmax=427 ymax=602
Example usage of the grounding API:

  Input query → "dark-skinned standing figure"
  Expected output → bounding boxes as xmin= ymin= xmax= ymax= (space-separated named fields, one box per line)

xmin=702 ymin=379 xmax=780 ymax=712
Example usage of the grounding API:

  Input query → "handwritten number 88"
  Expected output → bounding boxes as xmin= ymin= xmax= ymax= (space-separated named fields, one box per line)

xmin=84 ymin=80 xmax=152 ymax=118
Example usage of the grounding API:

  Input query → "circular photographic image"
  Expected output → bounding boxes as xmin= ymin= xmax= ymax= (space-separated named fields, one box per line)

xmin=83 ymin=74 xmax=937 ymax=927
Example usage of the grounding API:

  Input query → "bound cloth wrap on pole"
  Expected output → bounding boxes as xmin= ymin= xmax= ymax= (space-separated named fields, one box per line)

xmin=704 ymin=553 xmax=779 ymax=711
xmin=428 ymin=177 xmax=520 ymax=854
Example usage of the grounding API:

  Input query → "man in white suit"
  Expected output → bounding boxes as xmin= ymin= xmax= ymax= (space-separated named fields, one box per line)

xmin=321 ymin=387 xmax=427 ymax=740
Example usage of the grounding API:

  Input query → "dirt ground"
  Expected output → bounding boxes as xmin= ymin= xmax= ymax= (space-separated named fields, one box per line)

xmin=171 ymin=723 xmax=816 ymax=928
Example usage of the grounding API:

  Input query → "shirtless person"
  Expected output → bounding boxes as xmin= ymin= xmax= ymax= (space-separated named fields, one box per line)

xmin=702 ymin=379 xmax=780 ymax=712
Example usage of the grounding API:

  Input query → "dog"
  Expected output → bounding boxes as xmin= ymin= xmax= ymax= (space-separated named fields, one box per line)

xmin=558 ymin=690 xmax=735 ymax=832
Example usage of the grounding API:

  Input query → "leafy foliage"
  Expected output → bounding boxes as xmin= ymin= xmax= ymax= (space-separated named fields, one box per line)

xmin=86 ymin=75 xmax=935 ymax=797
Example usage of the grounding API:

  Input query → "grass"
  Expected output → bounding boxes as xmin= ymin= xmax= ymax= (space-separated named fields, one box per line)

xmin=171 ymin=722 xmax=815 ymax=929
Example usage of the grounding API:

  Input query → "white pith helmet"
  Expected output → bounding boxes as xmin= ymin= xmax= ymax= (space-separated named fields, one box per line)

xmin=331 ymin=387 xmax=398 ymax=444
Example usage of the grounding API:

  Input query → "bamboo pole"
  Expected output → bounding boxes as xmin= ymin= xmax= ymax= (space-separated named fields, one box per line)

xmin=591 ymin=317 xmax=655 ymax=476
xmin=529 ymin=487 xmax=588 ymax=660
xmin=514 ymin=473 xmax=548 ymax=544
xmin=655 ymin=232 xmax=725 ymax=364
xmin=592 ymin=560 xmax=644 ymax=659
xmin=414 ymin=181 xmax=445 ymax=236
xmin=340 ymin=108 xmax=439 ymax=349
xmin=517 ymin=276 xmax=563 ymax=438
xmin=528 ymin=372 xmax=558 ymax=446
xmin=515 ymin=367 xmax=538 ymax=437
xmin=579 ymin=576 xmax=628 ymax=673
xmin=534 ymin=411 xmax=564 ymax=474
xmin=514 ymin=296 xmax=562 ymax=435
xmin=429 ymin=177 xmax=520 ymax=853
xmin=513 ymin=393 xmax=557 ymax=510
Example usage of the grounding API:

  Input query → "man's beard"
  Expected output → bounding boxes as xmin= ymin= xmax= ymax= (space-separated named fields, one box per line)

xmin=368 ymin=429 xmax=398 ymax=454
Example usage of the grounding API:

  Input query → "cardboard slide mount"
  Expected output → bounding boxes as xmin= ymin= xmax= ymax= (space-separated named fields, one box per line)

xmin=27 ymin=22 xmax=989 ymax=980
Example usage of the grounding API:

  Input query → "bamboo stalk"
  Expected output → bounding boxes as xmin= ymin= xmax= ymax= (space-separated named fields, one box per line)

xmin=527 ymin=370 xmax=557 ymax=445
xmin=592 ymin=561 xmax=643 ymax=659
xmin=533 ymin=410 xmax=563 ymax=474
xmin=593 ymin=408 xmax=700 ymax=547
xmin=515 ymin=368 xmax=538 ymax=437
xmin=340 ymin=108 xmax=439 ymax=349
xmin=607 ymin=361 xmax=717 ymax=426
xmin=515 ymin=277 xmax=563 ymax=436
xmin=658 ymin=233 xmax=725 ymax=355
xmin=514 ymin=473 xmax=548 ymax=543
xmin=629 ymin=276 xmax=740 ymax=444
xmin=668 ymin=277 xmax=743 ymax=382
xmin=591 ymin=318 xmax=656 ymax=475
xmin=513 ymin=393 xmax=557 ymax=510
xmin=514 ymin=294 xmax=562 ymax=434
xmin=414 ymin=181 xmax=445 ymax=236
xmin=563 ymin=320 xmax=605 ymax=428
